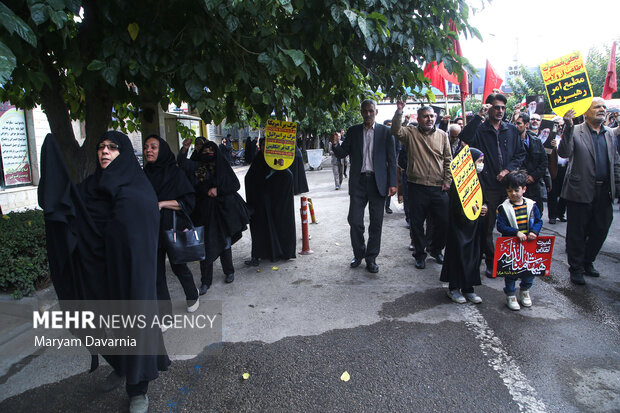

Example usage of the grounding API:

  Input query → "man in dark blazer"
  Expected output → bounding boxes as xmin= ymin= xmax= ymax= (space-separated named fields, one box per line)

xmin=559 ymin=98 xmax=620 ymax=285
xmin=515 ymin=113 xmax=548 ymax=214
xmin=331 ymin=99 xmax=397 ymax=273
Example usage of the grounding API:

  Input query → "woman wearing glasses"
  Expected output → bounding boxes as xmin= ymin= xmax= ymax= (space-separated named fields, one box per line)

xmin=39 ymin=131 xmax=169 ymax=413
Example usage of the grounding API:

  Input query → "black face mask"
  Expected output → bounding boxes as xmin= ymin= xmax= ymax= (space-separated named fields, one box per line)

xmin=198 ymin=152 xmax=216 ymax=163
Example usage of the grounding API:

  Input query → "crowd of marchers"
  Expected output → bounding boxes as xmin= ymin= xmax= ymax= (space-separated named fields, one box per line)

xmin=37 ymin=93 xmax=619 ymax=413
xmin=329 ymin=95 xmax=620 ymax=309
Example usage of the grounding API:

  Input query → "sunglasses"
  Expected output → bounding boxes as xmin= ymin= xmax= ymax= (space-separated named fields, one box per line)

xmin=97 ymin=143 xmax=120 ymax=151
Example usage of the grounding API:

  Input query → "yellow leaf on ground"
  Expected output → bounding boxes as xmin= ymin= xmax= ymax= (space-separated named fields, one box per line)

xmin=340 ymin=371 xmax=350 ymax=382
xmin=242 ymin=373 xmax=250 ymax=380
xmin=272 ymin=266 xmax=278 ymax=271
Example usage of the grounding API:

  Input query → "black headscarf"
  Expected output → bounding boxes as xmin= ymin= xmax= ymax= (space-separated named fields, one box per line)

xmin=144 ymin=135 xmax=194 ymax=201
xmin=190 ymin=136 xmax=208 ymax=161
xmin=143 ymin=134 xmax=196 ymax=231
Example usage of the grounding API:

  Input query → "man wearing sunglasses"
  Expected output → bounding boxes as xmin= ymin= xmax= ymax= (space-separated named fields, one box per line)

xmin=529 ymin=114 xmax=542 ymax=136
xmin=459 ymin=93 xmax=526 ymax=277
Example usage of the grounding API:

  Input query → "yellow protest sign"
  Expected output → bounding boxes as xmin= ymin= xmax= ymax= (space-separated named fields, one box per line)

xmin=264 ymin=119 xmax=297 ymax=170
xmin=540 ymin=51 xmax=593 ymax=117
xmin=450 ymin=145 xmax=483 ymax=221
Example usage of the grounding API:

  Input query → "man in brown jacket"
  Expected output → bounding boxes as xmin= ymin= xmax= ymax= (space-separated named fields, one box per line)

xmin=559 ymin=98 xmax=620 ymax=285
xmin=392 ymin=101 xmax=452 ymax=269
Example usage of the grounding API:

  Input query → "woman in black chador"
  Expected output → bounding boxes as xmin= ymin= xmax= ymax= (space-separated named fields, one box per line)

xmin=178 ymin=138 xmax=249 ymax=296
xmin=38 ymin=131 xmax=169 ymax=413
xmin=244 ymin=138 xmax=296 ymax=266
xmin=440 ymin=147 xmax=487 ymax=305
xmin=143 ymin=135 xmax=199 ymax=314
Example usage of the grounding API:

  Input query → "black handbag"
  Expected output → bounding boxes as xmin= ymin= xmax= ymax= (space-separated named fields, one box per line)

xmin=162 ymin=209 xmax=205 ymax=264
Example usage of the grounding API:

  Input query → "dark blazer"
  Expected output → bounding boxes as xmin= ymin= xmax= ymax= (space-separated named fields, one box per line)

xmin=333 ymin=122 xmax=397 ymax=197
xmin=459 ymin=115 xmax=526 ymax=192
xmin=558 ymin=122 xmax=620 ymax=203
xmin=522 ymin=133 xmax=548 ymax=182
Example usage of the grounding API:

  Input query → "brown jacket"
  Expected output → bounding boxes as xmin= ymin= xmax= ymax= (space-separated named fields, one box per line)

xmin=391 ymin=112 xmax=452 ymax=187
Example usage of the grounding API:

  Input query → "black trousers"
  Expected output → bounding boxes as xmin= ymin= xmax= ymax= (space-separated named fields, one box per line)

xmin=200 ymin=247 xmax=234 ymax=287
xmin=565 ymin=183 xmax=613 ymax=272
xmin=408 ymin=183 xmax=448 ymax=259
xmin=527 ymin=181 xmax=544 ymax=215
xmin=348 ymin=173 xmax=385 ymax=262
xmin=481 ymin=187 xmax=507 ymax=267
xmin=126 ymin=380 xmax=149 ymax=397
xmin=156 ymin=248 xmax=198 ymax=316
xmin=548 ymin=165 xmax=567 ymax=219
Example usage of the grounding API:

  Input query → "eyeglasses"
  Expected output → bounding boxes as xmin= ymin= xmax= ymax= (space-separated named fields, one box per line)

xmin=97 ymin=143 xmax=120 ymax=151
xmin=492 ymin=105 xmax=506 ymax=111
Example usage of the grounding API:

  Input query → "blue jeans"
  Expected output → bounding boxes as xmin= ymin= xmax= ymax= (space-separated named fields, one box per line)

xmin=504 ymin=275 xmax=534 ymax=296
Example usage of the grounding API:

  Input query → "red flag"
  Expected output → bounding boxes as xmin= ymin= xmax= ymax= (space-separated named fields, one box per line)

xmin=449 ymin=20 xmax=468 ymax=99
xmin=483 ymin=60 xmax=503 ymax=103
xmin=603 ymin=41 xmax=617 ymax=100
xmin=424 ymin=61 xmax=446 ymax=96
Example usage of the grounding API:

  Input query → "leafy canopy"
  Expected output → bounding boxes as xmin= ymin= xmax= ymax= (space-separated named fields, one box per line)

xmin=1 ymin=0 xmax=480 ymax=124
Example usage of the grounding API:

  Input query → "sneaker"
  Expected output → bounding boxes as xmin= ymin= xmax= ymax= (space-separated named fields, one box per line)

xmin=129 ymin=394 xmax=149 ymax=413
xmin=463 ymin=292 xmax=482 ymax=304
xmin=506 ymin=295 xmax=520 ymax=311
xmin=187 ymin=291 xmax=200 ymax=313
xmin=447 ymin=289 xmax=466 ymax=303
xmin=101 ymin=370 xmax=124 ymax=393
xmin=519 ymin=290 xmax=532 ymax=307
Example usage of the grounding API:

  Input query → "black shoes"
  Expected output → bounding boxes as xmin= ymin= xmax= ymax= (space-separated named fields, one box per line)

xmin=225 ymin=273 xmax=235 ymax=283
xmin=244 ymin=257 xmax=259 ymax=266
xmin=366 ymin=260 xmax=379 ymax=273
xmin=584 ymin=263 xmax=600 ymax=277
xmin=415 ymin=257 xmax=426 ymax=269
xmin=559 ymin=216 xmax=567 ymax=222
xmin=385 ymin=207 xmax=393 ymax=214
xmin=198 ymin=283 xmax=209 ymax=295
xmin=350 ymin=257 xmax=363 ymax=268
xmin=430 ymin=252 xmax=444 ymax=264
xmin=570 ymin=271 xmax=586 ymax=285
xmin=549 ymin=218 xmax=556 ymax=224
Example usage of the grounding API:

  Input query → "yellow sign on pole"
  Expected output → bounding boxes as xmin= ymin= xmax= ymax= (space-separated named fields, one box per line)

xmin=264 ymin=119 xmax=297 ymax=170
xmin=540 ymin=51 xmax=593 ymax=118
xmin=449 ymin=145 xmax=483 ymax=221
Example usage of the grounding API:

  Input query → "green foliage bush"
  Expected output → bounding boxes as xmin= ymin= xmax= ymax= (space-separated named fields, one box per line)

xmin=0 ymin=209 xmax=49 ymax=299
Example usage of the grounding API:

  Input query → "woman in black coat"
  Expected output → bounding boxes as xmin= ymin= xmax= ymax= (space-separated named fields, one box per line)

xmin=440 ymin=147 xmax=487 ymax=304
xmin=143 ymin=135 xmax=199 ymax=314
xmin=244 ymin=138 xmax=296 ymax=265
xmin=178 ymin=139 xmax=249 ymax=295
xmin=38 ymin=131 xmax=169 ymax=413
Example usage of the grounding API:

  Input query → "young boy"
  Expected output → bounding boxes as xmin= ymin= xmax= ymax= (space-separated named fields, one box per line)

xmin=496 ymin=170 xmax=543 ymax=311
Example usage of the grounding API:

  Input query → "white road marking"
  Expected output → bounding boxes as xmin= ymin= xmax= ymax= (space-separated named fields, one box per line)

xmin=462 ymin=305 xmax=548 ymax=413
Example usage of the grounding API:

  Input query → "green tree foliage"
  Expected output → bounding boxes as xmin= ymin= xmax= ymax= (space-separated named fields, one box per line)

xmin=1 ymin=0 xmax=480 ymax=180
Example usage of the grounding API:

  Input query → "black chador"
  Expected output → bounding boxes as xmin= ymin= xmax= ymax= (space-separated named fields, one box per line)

xmin=38 ymin=131 xmax=169 ymax=394
xmin=245 ymin=147 xmax=296 ymax=261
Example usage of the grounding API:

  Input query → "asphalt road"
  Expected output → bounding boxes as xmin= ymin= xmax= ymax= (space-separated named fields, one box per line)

xmin=1 ymin=157 xmax=619 ymax=412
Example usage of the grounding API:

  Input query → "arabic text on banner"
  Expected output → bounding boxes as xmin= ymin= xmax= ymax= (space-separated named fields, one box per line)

xmin=264 ymin=119 xmax=297 ymax=171
xmin=540 ymin=52 xmax=593 ymax=117
xmin=0 ymin=106 xmax=32 ymax=186
xmin=492 ymin=236 xmax=555 ymax=278
xmin=449 ymin=145 xmax=483 ymax=221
